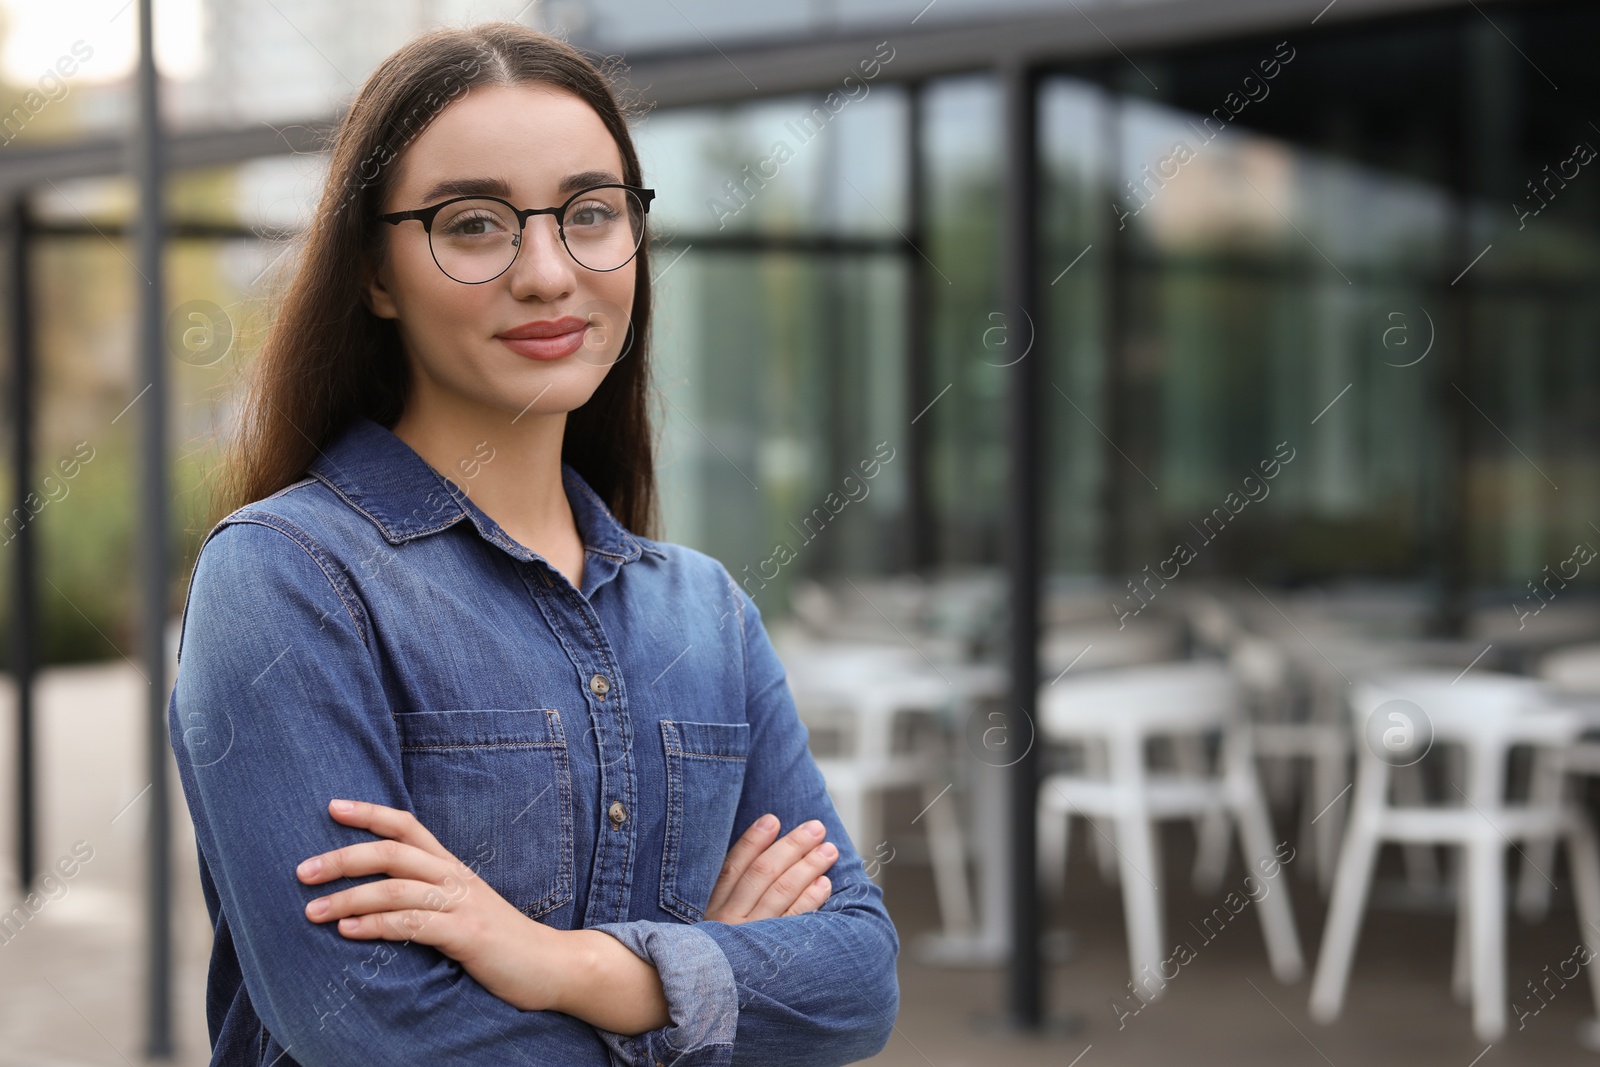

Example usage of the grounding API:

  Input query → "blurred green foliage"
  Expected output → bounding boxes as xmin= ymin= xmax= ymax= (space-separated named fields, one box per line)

xmin=0 ymin=442 xmax=213 ymax=666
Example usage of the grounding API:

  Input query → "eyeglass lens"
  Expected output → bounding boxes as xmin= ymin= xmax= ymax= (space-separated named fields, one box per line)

xmin=428 ymin=187 xmax=646 ymax=282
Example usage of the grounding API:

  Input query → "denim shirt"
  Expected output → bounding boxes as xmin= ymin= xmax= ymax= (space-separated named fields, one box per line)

xmin=167 ymin=415 xmax=900 ymax=1066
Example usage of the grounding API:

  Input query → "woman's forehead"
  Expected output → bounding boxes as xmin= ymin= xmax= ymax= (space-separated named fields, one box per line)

xmin=394 ymin=82 xmax=624 ymax=203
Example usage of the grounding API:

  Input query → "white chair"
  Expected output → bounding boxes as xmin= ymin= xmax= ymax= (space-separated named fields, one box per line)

xmin=1515 ymin=644 xmax=1600 ymax=921
xmin=788 ymin=578 xmax=968 ymax=661
xmin=1308 ymin=671 xmax=1600 ymax=1042
xmin=1040 ymin=618 xmax=1190 ymax=887
xmin=1178 ymin=591 xmax=1354 ymax=893
xmin=780 ymin=639 xmax=977 ymax=938
xmin=1471 ymin=603 xmax=1600 ymax=646
xmin=1183 ymin=591 xmax=1244 ymax=654
xmin=1253 ymin=615 xmax=1452 ymax=897
xmin=1230 ymin=635 xmax=1353 ymax=894
xmin=1542 ymin=642 xmax=1600 ymax=696
xmin=1041 ymin=617 xmax=1186 ymax=677
xmin=1036 ymin=660 xmax=1305 ymax=993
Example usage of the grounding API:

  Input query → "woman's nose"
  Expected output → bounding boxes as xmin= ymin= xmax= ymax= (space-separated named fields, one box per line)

xmin=507 ymin=215 xmax=577 ymax=296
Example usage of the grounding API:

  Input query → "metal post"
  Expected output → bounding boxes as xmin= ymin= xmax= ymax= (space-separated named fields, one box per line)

xmin=8 ymin=196 xmax=36 ymax=897
xmin=904 ymin=80 xmax=934 ymax=573
xmin=818 ymin=92 xmax=845 ymax=578
xmin=133 ymin=0 xmax=174 ymax=1057
xmin=1100 ymin=72 xmax=1131 ymax=579
xmin=1433 ymin=13 xmax=1516 ymax=638
xmin=1001 ymin=54 xmax=1043 ymax=1031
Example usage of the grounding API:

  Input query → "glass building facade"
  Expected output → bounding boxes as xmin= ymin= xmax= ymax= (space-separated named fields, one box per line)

xmin=629 ymin=1 xmax=1600 ymax=627
xmin=2 ymin=0 xmax=1597 ymax=659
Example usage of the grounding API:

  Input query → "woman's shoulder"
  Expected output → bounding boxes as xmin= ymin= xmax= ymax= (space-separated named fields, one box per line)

xmin=203 ymin=472 xmax=390 ymax=557
xmin=189 ymin=474 xmax=387 ymax=604
xmin=628 ymin=535 xmax=755 ymax=634
xmin=631 ymin=534 xmax=741 ymax=589
xmin=179 ymin=477 xmax=383 ymax=661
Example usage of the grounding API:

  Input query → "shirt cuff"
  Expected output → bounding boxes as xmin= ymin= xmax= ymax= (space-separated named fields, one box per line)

xmin=588 ymin=921 xmax=738 ymax=1067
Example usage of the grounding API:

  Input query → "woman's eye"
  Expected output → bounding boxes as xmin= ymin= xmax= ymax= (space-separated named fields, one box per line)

xmin=442 ymin=212 xmax=504 ymax=237
xmin=567 ymin=201 xmax=619 ymax=228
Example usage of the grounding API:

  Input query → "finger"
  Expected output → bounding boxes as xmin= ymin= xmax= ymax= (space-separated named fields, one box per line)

xmin=705 ymin=814 xmax=781 ymax=918
xmin=781 ymin=875 xmax=832 ymax=918
xmin=329 ymin=904 xmax=456 ymax=944
xmin=750 ymin=839 xmax=838 ymax=921
xmin=323 ymin=798 xmax=457 ymax=864
xmin=297 ymin=836 xmax=471 ymax=893
xmin=722 ymin=819 xmax=830 ymax=919
xmin=305 ymin=876 xmax=468 ymax=927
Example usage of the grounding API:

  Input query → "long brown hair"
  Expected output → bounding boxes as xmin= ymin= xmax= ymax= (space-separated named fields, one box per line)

xmin=212 ymin=22 xmax=659 ymax=537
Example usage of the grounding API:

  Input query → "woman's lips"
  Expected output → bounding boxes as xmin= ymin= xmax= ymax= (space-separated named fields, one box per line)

xmin=497 ymin=326 xmax=587 ymax=360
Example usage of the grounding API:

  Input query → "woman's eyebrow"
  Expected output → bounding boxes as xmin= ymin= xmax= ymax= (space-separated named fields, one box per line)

xmin=557 ymin=169 xmax=623 ymax=196
xmin=414 ymin=170 xmax=624 ymax=205
xmin=416 ymin=176 xmax=512 ymax=203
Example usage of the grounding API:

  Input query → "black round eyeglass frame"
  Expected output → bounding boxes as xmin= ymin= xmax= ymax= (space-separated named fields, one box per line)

xmin=377 ymin=183 xmax=657 ymax=283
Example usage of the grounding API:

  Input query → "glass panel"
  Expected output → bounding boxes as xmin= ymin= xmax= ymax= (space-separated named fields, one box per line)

xmin=1104 ymin=96 xmax=1454 ymax=588
xmin=922 ymin=75 xmax=1002 ymax=568
xmin=636 ymin=96 xmax=825 ymax=237
xmin=634 ymin=85 xmax=906 ymax=237
xmin=652 ymin=249 xmax=907 ymax=602
xmin=1041 ymin=76 xmax=1109 ymax=578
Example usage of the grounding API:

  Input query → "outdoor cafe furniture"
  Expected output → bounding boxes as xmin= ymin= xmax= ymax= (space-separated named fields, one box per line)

xmin=1308 ymin=670 xmax=1600 ymax=1042
xmin=1181 ymin=592 xmax=1354 ymax=893
xmin=1515 ymin=642 xmax=1600 ymax=922
xmin=778 ymin=637 xmax=978 ymax=940
xmin=1036 ymin=659 xmax=1305 ymax=993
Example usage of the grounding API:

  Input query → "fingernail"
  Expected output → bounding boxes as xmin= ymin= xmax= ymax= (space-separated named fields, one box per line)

xmin=815 ymin=843 xmax=836 ymax=859
xmin=331 ymin=799 xmax=355 ymax=814
xmin=758 ymin=814 xmax=777 ymax=831
xmin=306 ymin=898 xmax=329 ymax=918
xmin=805 ymin=820 xmax=824 ymax=837
xmin=297 ymin=858 xmax=322 ymax=878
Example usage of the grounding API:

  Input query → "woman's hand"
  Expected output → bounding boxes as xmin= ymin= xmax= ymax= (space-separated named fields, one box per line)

xmin=703 ymin=813 xmax=838 ymax=924
xmin=294 ymin=800 xmax=837 ymax=1026
xmin=295 ymin=798 xmax=571 ymax=1013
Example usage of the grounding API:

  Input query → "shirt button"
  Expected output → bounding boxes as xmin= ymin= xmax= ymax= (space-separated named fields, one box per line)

xmin=608 ymin=800 xmax=628 ymax=826
xmin=589 ymin=673 xmax=611 ymax=698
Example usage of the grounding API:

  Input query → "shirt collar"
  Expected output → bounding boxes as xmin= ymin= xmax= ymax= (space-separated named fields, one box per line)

xmin=308 ymin=415 xmax=666 ymax=564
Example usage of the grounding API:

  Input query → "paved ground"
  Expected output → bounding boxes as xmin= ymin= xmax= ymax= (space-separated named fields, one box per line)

xmin=3 ymin=662 xmax=1600 ymax=1065
xmin=873 ymin=852 xmax=1600 ymax=1067
xmin=0 ymin=662 xmax=214 ymax=1067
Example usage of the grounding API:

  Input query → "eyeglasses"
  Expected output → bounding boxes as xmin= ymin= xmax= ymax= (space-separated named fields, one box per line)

xmin=378 ymin=183 xmax=655 ymax=283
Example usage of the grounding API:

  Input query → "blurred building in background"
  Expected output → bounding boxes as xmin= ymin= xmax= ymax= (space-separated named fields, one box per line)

xmin=2 ymin=0 xmax=1596 ymax=665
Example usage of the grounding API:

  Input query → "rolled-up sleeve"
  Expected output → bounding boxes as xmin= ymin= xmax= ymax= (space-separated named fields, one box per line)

xmin=171 ymin=518 xmax=623 ymax=1066
xmin=587 ymin=921 xmax=738 ymax=1066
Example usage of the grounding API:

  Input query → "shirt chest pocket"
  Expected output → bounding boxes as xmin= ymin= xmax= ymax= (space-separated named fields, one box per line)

xmin=395 ymin=708 xmax=574 ymax=921
xmin=659 ymin=719 xmax=751 ymax=923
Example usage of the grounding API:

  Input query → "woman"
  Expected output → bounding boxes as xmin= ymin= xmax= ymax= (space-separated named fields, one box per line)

xmin=168 ymin=21 xmax=899 ymax=1067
